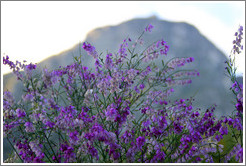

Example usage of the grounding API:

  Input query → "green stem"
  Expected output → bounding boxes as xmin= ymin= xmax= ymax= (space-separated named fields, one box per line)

xmin=6 ymin=137 xmax=23 ymax=163
xmin=43 ymin=144 xmax=53 ymax=163
xmin=44 ymin=133 xmax=59 ymax=163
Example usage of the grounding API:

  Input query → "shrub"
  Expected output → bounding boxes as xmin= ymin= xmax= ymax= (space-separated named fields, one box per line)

xmin=3 ymin=24 xmax=243 ymax=163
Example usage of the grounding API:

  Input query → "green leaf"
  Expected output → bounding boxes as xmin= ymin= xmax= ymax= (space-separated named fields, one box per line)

xmin=132 ymin=54 xmax=138 ymax=58
xmin=74 ymin=56 xmax=78 ymax=62
xmin=162 ymin=60 xmax=165 ymax=66
xmin=226 ymin=67 xmax=231 ymax=75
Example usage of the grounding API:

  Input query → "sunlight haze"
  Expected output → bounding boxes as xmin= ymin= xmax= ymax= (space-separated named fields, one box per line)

xmin=1 ymin=1 xmax=245 ymax=75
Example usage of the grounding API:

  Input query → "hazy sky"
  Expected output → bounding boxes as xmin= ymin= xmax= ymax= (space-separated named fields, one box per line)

xmin=1 ymin=1 xmax=245 ymax=75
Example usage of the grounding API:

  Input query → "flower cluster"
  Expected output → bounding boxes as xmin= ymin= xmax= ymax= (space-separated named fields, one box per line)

xmin=143 ymin=39 xmax=169 ymax=62
xmin=145 ymin=24 xmax=154 ymax=32
xmin=3 ymin=56 xmax=37 ymax=80
xmin=2 ymin=24 xmax=243 ymax=163
xmin=83 ymin=42 xmax=98 ymax=59
xmin=223 ymin=25 xmax=244 ymax=163
xmin=232 ymin=25 xmax=243 ymax=54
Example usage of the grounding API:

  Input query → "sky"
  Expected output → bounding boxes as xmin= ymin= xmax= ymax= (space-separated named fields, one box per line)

xmin=1 ymin=1 xmax=245 ymax=75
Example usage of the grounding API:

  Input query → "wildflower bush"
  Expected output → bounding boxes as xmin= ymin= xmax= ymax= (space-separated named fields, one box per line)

xmin=2 ymin=24 xmax=243 ymax=163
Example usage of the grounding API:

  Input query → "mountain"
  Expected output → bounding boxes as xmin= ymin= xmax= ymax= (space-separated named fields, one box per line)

xmin=3 ymin=16 xmax=236 ymax=117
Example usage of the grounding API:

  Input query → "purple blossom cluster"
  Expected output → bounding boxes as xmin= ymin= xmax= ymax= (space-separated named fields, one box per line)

xmin=2 ymin=25 xmax=243 ymax=163
xmin=167 ymin=57 xmax=194 ymax=69
xmin=83 ymin=42 xmax=98 ymax=59
xmin=223 ymin=25 xmax=244 ymax=163
xmin=231 ymin=81 xmax=243 ymax=114
xmin=3 ymin=56 xmax=37 ymax=80
xmin=145 ymin=24 xmax=154 ymax=32
xmin=143 ymin=39 xmax=169 ymax=62
xmin=117 ymin=39 xmax=129 ymax=63
xmin=232 ymin=25 xmax=243 ymax=54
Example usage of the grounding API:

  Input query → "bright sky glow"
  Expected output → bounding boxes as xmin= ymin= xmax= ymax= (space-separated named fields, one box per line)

xmin=1 ymin=1 xmax=245 ymax=75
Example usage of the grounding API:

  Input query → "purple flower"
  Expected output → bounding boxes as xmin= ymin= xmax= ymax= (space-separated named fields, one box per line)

xmin=219 ymin=125 xmax=228 ymax=135
xmin=232 ymin=25 xmax=243 ymax=54
xmin=134 ymin=86 xmax=140 ymax=93
xmin=228 ymin=118 xmax=234 ymax=125
xmin=186 ymin=57 xmax=194 ymax=63
xmin=151 ymin=149 xmax=166 ymax=162
xmin=69 ymin=131 xmax=79 ymax=145
xmin=232 ymin=81 xmax=237 ymax=88
xmin=3 ymin=91 xmax=14 ymax=112
xmin=136 ymin=136 xmax=145 ymax=149
xmin=139 ymin=83 xmax=145 ymax=90
xmin=196 ymin=157 xmax=201 ymax=162
xmin=33 ymin=155 xmax=45 ymax=163
xmin=29 ymin=140 xmax=44 ymax=158
xmin=173 ymin=122 xmax=184 ymax=134
xmin=236 ymin=100 xmax=243 ymax=112
xmin=16 ymin=109 xmax=26 ymax=118
xmin=82 ymin=66 xmax=88 ymax=71
xmin=97 ymin=76 xmax=112 ymax=93
xmin=141 ymin=107 xmax=149 ymax=114
xmin=215 ymin=134 xmax=223 ymax=142
xmin=146 ymin=66 xmax=151 ymax=72
xmin=159 ymin=100 xmax=168 ymax=105
xmin=235 ymin=147 xmax=243 ymax=162
xmin=180 ymin=99 xmax=185 ymax=103
xmin=143 ymin=39 xmax=169 ymax=62
xmin=45 ymin=121 xmax=55 ymax=129
xmin=187 ymin=105 xmax=193 ymax=110
xmin=87 ymin=143 xmax=99 ymax=160
xmin=105 ymin=104 xmax=118 ymax=122
xmin=24 ymin=122 xmax=35 ymax=132
xmin=121 ymin=130 xmax=133 ymax=144
xmin=167 ymin=57 xmax=193 ymax=69
xmin=82 ymin=42 xmax=98 ymax=59
xmin=191 ymin=111 xmax=200 ymax=118
xmin=232 ymin=118 xmax=242 ymax=130
xmin=105 ymin=53 xmax=114 ymax=69
xmin=3 ymin=56 xmax=25 ymax=80
xmin=95 ymin=59 xmax=102 ymax=68
xmin=22 ymin=93 xmax=34 ymax=101
xmin=109 ymin=143 xmax=121 ymax=160
xmin=26 ymin=63 xmax=37 ymax=70
xmin=145 ymin=24 xmax=154 ymax=32
xmin=117 ymin=39 xmax=128 ymax=63
xmin=142 ymin=120 xmax=151 ymax=127
xmin=3 ymin=55 xmax=10 ymax=65
xmin=60 ymin=143 xmax=76 ymax=162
